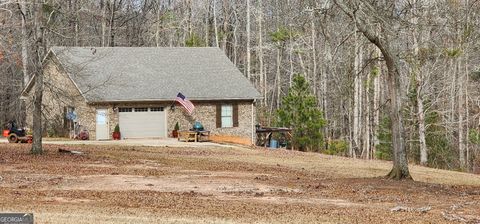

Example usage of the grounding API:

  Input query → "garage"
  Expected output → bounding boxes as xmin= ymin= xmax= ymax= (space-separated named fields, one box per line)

xmin=119 ymin=107 xmax=167 ymax=139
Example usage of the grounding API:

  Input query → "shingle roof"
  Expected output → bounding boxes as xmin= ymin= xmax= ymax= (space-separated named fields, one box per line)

xmin=50 ymin=47 xmax=261 ymax=102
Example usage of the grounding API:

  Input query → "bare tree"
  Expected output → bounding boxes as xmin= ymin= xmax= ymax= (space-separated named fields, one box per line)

xmin=334 ymin=0 xmax=411 ymax=179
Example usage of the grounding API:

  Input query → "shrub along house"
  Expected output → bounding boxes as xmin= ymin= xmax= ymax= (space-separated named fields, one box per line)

xmin=21 ymin=47 xmax=261 ymax=145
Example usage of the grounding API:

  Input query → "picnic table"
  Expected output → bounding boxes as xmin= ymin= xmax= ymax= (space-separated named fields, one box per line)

xmin=255 ymin=127 xmax=292 ymax=148
xmin=178 ymin=130 xmax=210 ymax=142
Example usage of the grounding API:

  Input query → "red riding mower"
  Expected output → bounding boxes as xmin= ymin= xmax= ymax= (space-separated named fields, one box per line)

xmin=2 ymin=121 xmax=32 ymax=143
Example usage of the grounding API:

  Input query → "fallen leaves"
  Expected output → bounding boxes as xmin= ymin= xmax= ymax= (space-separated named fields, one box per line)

xmin=0 ymin=143 xmax=479 ymax=223
xmin=441 ymin=202 xmax=480 ymax=223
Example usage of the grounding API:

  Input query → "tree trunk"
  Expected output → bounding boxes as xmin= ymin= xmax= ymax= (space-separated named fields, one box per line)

xmin=186 ymin=0 xmax=193 ymax=39
xmin=31 ymin=0 xmax=46 ymax=155
xmin=276 ymin=48 xmax=281 ymax=109
xmin=73 ymin=0 xmax=79 ymax=46
xmin=417 ymin=80 xmax=428 ymax=165
xmin=221 ymin=0 xmax=229 ymax=50
xmin=310 ymin=9 xmax=317 ymax=95
xmin=246 ymin=0 xmax=251 ymax=80
xmin=384 ymin=50 xmax=411 ymax=179
xmin=458 ymin=59 xmax=466 ymax=169
xmin=364 ymin=66 xmax=371 ymax=159
xmin=352 ymin=27 xmax=361 ymax=158
xmin=109 ymin=0 xmax=116 ymax=47
xmin=156 ymin=0 xmax=162 ymax=47
xmin=101 ymin=0 xmax=107 ymax=47
xmin=449 ymin=58 xmax=457 ymax=144
xmin=411 ymin=5 xmax=428 ymax=166
xmin=204 ymin=0 xmax=209 ymax=46
xmin=289 ymin=40 xmax=294 ymax=87
xmin=373 ymin=62 xmax=381 ymax=158
xmin=213 ymin=0 xmax=219 ymax=47
xmin=297 ymin=52 xmax=307 ymax=78
xmin=233 ymin=16 xmax=238 ymax=65
xmin=257 ymin=0 xmax=265 ymax=105
xmin=322 ymin=34 xmax=330 ymax=144
xmin=464 ymin=57 xmax=470 ymax=171
xmin=19 ymin=0 xmax=29 ymax=86
xmin=464 ymin=0 xmax=470 ymax=170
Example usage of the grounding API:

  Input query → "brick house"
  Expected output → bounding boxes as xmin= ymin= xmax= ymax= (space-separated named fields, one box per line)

xmin=21 ymin=47 xmax=261 ymax=145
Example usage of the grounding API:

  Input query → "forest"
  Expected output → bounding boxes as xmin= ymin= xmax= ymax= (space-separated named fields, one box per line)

xmin=0 ymin=0 xmax=479 ymax=173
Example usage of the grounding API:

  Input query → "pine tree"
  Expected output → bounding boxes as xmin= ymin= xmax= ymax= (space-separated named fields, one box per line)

xmin=277 ymin=74 xmax=325 ymax=151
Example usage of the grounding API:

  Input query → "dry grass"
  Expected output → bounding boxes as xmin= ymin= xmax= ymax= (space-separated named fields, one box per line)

xmin=0 ymin=143 xmax=479 ymax=223
xmin=164 ymin=145 xmax=480 ymax=185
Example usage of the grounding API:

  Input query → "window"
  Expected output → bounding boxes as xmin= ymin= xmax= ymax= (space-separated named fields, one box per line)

xmin=96 ymin=110 xmax=107 ymax=125
xmin=221 ymin=105 xmax=233 ymax=128
xmin=134 ymin=108 xmax=148 ymax=112
xmin=216 ymin=104 xmax=238 ymax=128
xmin=150 ymin=107 xmax=164 ymax=112
xmin=119 ymin=108 xmax=132 ymax=112
xmin=66 ymin=106 xmax=75 ymax=114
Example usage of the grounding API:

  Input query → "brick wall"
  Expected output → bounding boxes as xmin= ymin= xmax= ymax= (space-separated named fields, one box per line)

xmin=25 ymin=56 xmax=93 ymax=138
xmin=26 ymin=57 xmax=257 ymax=144
xmin=98 ymin=101 xmax=256 ymax=144
xmin=167 ymin=101 xmax=255 ymax=144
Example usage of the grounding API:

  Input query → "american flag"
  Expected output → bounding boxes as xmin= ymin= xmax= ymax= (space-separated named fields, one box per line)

xmin=175 ymin=92 xmax=195 ymax=114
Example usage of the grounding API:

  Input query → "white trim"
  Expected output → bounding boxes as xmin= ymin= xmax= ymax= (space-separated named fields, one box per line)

xmin=165 ymin=107 xmax=168 ymax=138
xmin=251 ymin=100 xmax=255 ymax=145
xmin=21 ymin=76 xmax=36 ymax=96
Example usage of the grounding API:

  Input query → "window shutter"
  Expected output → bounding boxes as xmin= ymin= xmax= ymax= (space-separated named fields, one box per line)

xmin=63 ymin=106 xmax=68 ymax=130
xmin=216 ymin=104 xmax=221 ymax=128
xmin=233 ymin=104 xmax=239 ymax=127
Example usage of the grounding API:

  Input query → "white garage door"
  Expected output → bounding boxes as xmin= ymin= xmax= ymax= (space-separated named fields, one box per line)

xmin=119 ymin=107 xmax=167 ymax=139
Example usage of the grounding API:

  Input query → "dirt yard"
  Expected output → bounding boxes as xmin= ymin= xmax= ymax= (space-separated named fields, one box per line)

xmin=0 ymin=143 xmax=479 ymax=223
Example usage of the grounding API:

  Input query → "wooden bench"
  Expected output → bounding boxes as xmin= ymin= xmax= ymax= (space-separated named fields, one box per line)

xmin=178 ymin=130 xmax=210 ymax=142
xmin=178 ymin=131 xmax=197 ymax=142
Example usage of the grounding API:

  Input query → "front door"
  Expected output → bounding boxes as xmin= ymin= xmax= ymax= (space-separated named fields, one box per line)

xmin=96 ymin=109 xmax=109 ymax=140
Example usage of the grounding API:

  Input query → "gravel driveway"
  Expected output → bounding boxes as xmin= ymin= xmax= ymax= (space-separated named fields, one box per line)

xmin=0 ymin=137 xmax=233 ymax=148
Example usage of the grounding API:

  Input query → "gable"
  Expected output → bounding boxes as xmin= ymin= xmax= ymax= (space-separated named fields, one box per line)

xmin=21 ymin=51 xmax=85 ymax=101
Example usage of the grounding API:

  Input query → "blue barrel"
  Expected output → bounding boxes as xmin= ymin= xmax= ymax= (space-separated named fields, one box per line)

xmin=270 ymin=139 xmax=278 ymax=149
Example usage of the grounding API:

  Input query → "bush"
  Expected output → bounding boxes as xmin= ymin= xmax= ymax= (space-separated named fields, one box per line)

xmin=424 ymin=112 xmax=458 ymax=169
xmin=473 ymin=155 xmax=480 ymax=174
xmin=470 ymin=70 xmax=480 ymax=82
xmin=469 ymin=129 xmax=480 ymax=145
xmin=426 ymin=132 xmax=457 ymax=169
xmin=185 ymin=34 xmax=205 ymax=47
xmin=324 ymin=140 xmax=348 ymax=156
xmin=114 ymin=124 xmax=120 ymax=133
